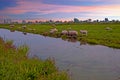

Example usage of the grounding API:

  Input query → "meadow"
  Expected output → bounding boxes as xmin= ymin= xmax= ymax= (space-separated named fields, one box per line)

xmin=0 ymin=22 xmax=120 ymax=48
xmin=0 ymin=37 xmax=69 ymax=80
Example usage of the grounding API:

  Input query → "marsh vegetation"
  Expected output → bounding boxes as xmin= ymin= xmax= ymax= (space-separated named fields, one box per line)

xmin=0 ymin=37 xmax=69 ymax=80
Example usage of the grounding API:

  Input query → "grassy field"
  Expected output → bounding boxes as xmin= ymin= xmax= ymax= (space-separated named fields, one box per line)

xmin=0 ymin=37 xmax=69 ymax=80
xmin=0 ymin=22 xmax=120 ymax=48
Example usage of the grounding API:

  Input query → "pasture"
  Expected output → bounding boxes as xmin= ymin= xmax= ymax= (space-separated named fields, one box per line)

xmin=0 ymin=22 xmax=120 ymax=48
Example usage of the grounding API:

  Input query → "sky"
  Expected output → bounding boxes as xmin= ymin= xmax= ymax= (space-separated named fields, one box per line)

xmin=0 ymin=0 xmax=120 ymax=21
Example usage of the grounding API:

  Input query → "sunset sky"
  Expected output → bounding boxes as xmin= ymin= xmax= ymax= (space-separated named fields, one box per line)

xmin=0 ymin=0 xmax=120 ymax=21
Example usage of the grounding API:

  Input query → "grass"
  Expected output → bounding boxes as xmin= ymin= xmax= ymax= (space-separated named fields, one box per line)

xmin=0 ymin=22 xmax=120 ymax=48
xmin=0 ymin=37 xmax=69 ymax=80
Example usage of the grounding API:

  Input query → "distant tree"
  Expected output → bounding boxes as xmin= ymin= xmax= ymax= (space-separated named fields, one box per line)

xmin=35 ymin=21 xmax=38 ymax=24
xmin=22 ymin=20 xmax=26 ymax=24
xmin=96 ymin=19 xmax=99 ymax=22
xmin=88 ymin=19 xmax=92 ymax=22
xmin=49 ymin=20 xmax=54 ymax=23
xmin=105 ymin=18 xmax=109 ymax=22
xmin=27 ymin=21 xmax=33 ymax=24
xmin=74 ymin=18 xmax=79 ymax=23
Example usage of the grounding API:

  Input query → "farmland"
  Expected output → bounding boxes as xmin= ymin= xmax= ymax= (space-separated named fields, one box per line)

xmin=0 ymin=22 xmax=120 ymax=48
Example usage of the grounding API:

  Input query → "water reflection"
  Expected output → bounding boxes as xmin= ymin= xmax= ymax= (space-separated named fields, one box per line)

xmin=23 ymin=32 xmax=27 ymax=35
xmin=10 ymin=29 xmax=15 ymax=32
xmin=80 ymin=39 xmax=87 ymax=45
xmin=62 ymin=37 xmax=77 ymax=43
xmin=68 ymin=38 xmax=77 ymax=43
xmin=62 ymin=37 xmax=87 ymax=46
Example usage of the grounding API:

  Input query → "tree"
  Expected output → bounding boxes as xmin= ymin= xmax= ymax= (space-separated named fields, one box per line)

xmin=74 ymin=18 xmax=79 ymax=23
xmin=105 ymin=18 xmax=109 ymax=22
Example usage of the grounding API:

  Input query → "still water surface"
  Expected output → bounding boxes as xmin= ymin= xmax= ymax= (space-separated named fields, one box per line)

xmin=0 ymin=29 xmax=120 ymax=80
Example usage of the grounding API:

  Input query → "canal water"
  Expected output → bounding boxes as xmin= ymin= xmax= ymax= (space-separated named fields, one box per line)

xmin=0 ymin=29 xmax=120 ymax=80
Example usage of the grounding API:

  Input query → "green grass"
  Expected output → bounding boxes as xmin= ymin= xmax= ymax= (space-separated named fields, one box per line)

xmin=0 ymin=22 xmax=120 ymax=48
xmin=0 ymin=37 xmax=69 ymax=80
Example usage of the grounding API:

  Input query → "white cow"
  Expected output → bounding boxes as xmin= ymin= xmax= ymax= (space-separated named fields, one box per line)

xmin=61 ymin=30 xmax=78 ymax=37
xmin=68 ymin=30 xmax=78 ymax=37
xmin=9 ymin=25 xmax=14 ymax=28
xmin=105 ymin=27 xmax=112 ymax=30
xmin=61 ymin=30 xmax=68 ymax=35
xmin=80 ymin=30 xmax=88 ymax=35
xmin=22 ymin=25 xmax=26 ymax=29
xmin=50 ymin=28 xmax=58 ymax=34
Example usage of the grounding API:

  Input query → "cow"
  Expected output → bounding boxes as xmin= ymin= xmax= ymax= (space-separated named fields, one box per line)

xmin=68 ymin=30 xmax=78 ymax=36
xmin=22 ymin=25 xmax=26 ymax=29
xmin=80 ymin=30 xmax=88 ymax=36
xmin=9 ymin=25 xmax=14 ymax=28
xmin=50 ymin=28 xmax=58 ymax=34
xmin=105 ymin=27 xmax=112 ymax=30
xmin=61 ymin=30 xmax=78 ymax=37
xmin=68 ymin=30 xmax=78 ymax=37
xmin=61 ymin=30 xmax=68 ymax=35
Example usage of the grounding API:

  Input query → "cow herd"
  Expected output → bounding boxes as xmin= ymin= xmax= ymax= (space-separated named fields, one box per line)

xmin=50 ymin=28 xmax=88 ymax=37
xmin=9 ymin=25 xmax=88 ymax=37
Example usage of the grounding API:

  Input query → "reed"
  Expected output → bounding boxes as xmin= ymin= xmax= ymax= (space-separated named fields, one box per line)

xmin=0 ymin=37 xmax=69 ymax=80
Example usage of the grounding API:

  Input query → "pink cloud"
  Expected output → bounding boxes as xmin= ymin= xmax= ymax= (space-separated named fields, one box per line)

xmin=0 ymin=0 xmax=120 ymax=17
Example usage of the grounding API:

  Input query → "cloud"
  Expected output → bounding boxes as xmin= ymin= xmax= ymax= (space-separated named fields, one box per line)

xmin=75 ymin=0 xmax=120 ymax=2
xmin=0 ymin=0 xmax=60 ymax=14
xmin=41 ymin=0 xmax=120 ymax=6
xmin=0 ymin=0 xmax=120 ymax=20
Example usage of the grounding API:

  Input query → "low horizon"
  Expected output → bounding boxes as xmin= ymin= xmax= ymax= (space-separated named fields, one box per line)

xmin=1 ymin=18 xmax=120 ymax=23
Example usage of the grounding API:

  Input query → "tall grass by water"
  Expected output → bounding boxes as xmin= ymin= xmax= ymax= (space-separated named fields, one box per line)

xmin=0 ymin=37 xmax=69 ymax=80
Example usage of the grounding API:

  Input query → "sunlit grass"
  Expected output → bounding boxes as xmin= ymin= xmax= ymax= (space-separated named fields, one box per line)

xmin=0 ymin=22 xmax=120 ymax=48
xmin=0 ymin=37 xmax=69 ymax=80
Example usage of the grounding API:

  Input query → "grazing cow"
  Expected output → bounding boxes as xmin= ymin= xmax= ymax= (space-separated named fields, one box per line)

xmin=50 ymin=28 xmax=58 ymax=34
xmin=9 ymin=25 xmax=14 ymax=28
xmin=105 ymin=27 xmax=112 ymax=30
xmin=22 ymin=25 xmax=26 ymax=29
xmin=80 ymin=30 xmax=88 ymax=36
xmin=68 ymin=30 xmax=78 ymax=37
xmin=61 ymin=30 xmax=68 ymax=35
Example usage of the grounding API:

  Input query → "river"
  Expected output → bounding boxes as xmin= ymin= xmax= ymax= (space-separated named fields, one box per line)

xmin=0 ymin=29 xmax=120 ymax=80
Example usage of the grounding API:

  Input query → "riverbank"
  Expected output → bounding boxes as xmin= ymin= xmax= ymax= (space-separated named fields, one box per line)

xmin=0 ymin=23 xmax=120 ymax=48
xmin=0 ymin=37 xmax=69 ymax=80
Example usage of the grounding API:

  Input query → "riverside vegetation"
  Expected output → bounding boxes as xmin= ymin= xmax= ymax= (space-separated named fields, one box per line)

xmin=0 ymin=22 xmax=120 ymax=48
xmin=0 ymin=37 xmax=69 ymax=80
